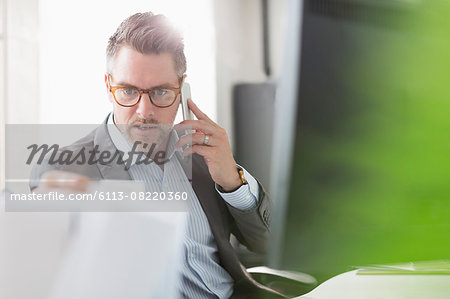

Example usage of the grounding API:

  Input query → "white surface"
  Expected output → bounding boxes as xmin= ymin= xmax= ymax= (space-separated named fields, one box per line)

xmin=0 ymin=207 xmax=71 ymax=299
xmin=297 ymin=270 xmax=450 ymax=299
xmin=49 ymin=212 xmax=187 ymax=299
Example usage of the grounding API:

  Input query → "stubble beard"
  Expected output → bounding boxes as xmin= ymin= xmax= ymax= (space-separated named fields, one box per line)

xmin=118 ymin=120 xmax=172 ymax=158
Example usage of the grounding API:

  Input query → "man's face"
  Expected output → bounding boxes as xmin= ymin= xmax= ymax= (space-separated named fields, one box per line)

xmin=106 ymin=45 xmax=181 ymax=152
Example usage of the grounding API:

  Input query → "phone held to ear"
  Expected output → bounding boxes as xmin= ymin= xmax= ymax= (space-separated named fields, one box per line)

xmin=181 ymin=82 xmax=193 ymax=121
xmin=180 ymin=82 xmax=195 ymax=137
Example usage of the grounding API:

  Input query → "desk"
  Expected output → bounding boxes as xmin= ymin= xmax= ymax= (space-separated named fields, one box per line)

xmin=296 ymin=270 xmax=450 ymax=299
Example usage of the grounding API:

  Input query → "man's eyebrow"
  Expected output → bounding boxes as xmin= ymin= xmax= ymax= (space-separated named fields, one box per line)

xmin=113 ymin=81 xmax=179 ymax=89
xmin=113 ymin=81 xmax=139 ymax=89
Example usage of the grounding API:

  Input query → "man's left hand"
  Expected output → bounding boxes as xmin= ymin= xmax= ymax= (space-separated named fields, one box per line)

xmin=175 ymin=99 xmax=242 ymax=192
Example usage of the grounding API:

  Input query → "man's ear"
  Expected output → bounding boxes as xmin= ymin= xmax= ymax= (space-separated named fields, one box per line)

xmin=105 ymin=73 xmax=113 ymax=103
xmin=104 ymin=73 xmax=109 ymax=90
xmin=178 ymin=74 xmax=188 ymax=103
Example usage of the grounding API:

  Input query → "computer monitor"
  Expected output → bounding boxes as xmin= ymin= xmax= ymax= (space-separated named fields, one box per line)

xmin=269 ymin=0 xmax=450 ymax=283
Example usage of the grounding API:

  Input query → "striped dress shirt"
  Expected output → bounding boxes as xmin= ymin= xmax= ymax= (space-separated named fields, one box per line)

xmin=107 ymin=114 xmax=259 ymax=298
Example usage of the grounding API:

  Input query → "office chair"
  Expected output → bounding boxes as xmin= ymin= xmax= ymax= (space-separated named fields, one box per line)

xmin=232 ymin=238 xmax=317 ymax=298
xmin=247 ymin=265 xmax=317 ymax=298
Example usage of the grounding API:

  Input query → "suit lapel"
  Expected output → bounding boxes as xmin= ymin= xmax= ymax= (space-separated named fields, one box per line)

xmin=189 ymin=154 xmax=250 ymax=281
xmin=190 ymin=154 xmax=228 ymax=239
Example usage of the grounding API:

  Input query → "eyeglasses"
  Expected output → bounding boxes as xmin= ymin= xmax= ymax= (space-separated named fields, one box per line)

xmin=108 ymin=74 xmax=182 ymax=108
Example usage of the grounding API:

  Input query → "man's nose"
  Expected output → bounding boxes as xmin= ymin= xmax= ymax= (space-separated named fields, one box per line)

xmin=135 ymin=92 xmax=156 ymax=118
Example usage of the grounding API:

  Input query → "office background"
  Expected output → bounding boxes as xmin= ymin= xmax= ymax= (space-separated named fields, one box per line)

xmin=1 ymin=0 xmax=450 ymax=298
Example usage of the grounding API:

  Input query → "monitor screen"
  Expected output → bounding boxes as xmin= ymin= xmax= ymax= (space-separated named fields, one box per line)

xmin=270 ymin=0 xmax=450 ymax=283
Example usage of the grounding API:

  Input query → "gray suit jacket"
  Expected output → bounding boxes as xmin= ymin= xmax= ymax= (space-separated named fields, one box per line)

xmin=30 ymin=117 xmax=281 ymax=298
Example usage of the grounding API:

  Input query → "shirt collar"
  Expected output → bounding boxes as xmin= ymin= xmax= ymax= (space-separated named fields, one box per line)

xmin=107 ymin=113 xmax=181 ymax=167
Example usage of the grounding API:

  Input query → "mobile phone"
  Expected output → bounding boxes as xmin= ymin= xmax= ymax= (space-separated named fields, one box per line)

xmin=180 ymin=82 xmax=195 ymax=140
xmin=181 ymin=82 xmax=193 ymax=121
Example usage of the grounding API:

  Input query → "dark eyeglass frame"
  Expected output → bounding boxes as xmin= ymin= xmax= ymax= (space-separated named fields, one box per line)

xmin=107 ymin=73 xmax=182 ymax=108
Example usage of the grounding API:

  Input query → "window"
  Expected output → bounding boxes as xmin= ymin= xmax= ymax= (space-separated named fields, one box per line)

xmin=39 ymin=0 xmax=216 ymax=124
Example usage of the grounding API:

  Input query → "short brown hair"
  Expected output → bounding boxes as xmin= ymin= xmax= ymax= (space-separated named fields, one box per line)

xmin=106 ymin=12 xmax=186 ymax=77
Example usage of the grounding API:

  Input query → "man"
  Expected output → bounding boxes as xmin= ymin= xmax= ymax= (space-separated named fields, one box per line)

xmin=32 ymin=12 xmax=280 ymax=298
